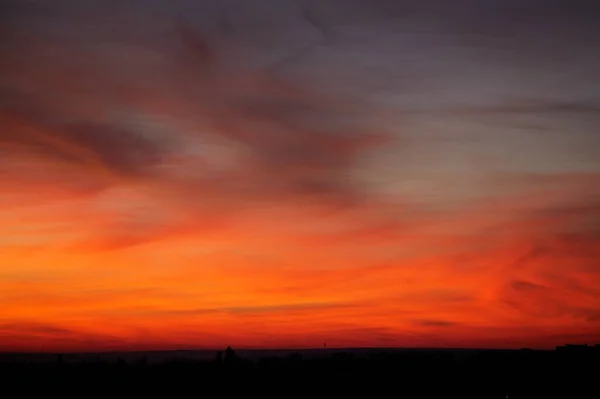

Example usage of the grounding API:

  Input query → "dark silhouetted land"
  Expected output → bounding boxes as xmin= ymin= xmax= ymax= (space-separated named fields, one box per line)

xmin=2 ymin=344 xmax=599 ymax=398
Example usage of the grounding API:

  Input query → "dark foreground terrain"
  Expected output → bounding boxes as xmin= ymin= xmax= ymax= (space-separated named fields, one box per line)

xmin=2 ymin=346 xmax=598 ymax=398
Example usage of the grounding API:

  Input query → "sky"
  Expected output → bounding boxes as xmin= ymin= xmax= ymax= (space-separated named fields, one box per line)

xmin=1 ymin=0 xmax=600 ymax=352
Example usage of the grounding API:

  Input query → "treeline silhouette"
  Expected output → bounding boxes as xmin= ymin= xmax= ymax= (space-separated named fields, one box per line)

xmin=2 ymin=345 xmax=599 ymax=398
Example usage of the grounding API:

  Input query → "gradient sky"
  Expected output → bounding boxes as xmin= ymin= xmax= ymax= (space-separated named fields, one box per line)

xmin=1 ymin=0 xmax=600 ymax=352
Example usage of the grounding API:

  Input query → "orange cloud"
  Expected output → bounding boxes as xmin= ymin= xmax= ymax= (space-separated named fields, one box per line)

xmin=2 ymin=0 xmax=600 ymax=352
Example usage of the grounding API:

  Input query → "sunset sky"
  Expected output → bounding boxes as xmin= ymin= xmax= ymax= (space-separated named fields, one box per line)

xmin=1 ymin=0 xmax=600 ymax=352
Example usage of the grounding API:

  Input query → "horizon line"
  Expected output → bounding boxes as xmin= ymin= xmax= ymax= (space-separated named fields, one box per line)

xmin=4 ymin=345 xmax=592 ymax=355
